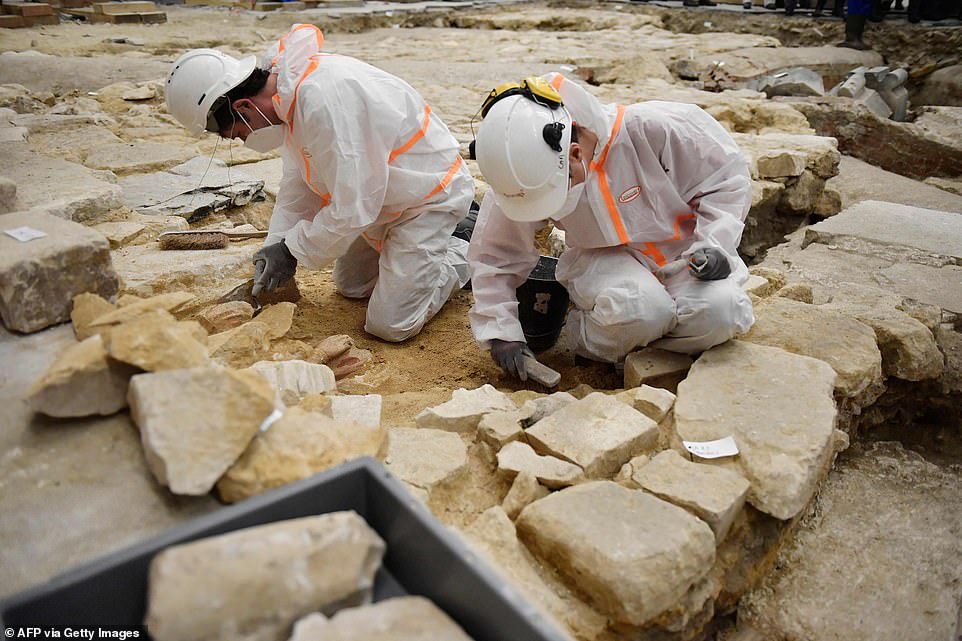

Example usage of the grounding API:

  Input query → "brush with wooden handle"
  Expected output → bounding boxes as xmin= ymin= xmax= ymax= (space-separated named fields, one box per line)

xmin=158 ymin=229 xmax=268 ymax=250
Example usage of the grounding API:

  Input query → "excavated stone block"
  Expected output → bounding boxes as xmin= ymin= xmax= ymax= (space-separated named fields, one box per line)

xmin=217 ymin=407 xmax=385 ymax=503
xmin=127 ymin=366 xmax=274 ymax=495
xmin=70 ymin=291 xmax=116 ymax=340
xmin=734 ymin=132 xmax=841 ymax=179
xmin=757 ymin=68 xmax=825 ymax=98
xmin=84 ymin=142 xmax=194 ymax=176
xmin=384 ymin=427 xmax=467 ymax=492
xmin=502 ymin=471 xmax=549 ymax=521
xmin=254 ymin=301 xmax=295 ymax=340
xmin=415 ymin=384 xmax=516 ymax=433
xmin=26 ymin=334 xmax=137 ymax=418
xmin=615 ymin=385 xmax=676 ymax=423
xmin=321 ymin=394 xmax=382 ymax=429
xmin=462 ymin=506 xmax=608 ymax=641
xmin=496 ymin=441 xmax=584 ymax=490
xmin=780 ymin=170 xmax=825 ymax=215
xmin=805 ymin=200 xmax=962 ymax=263
xmin=104 ymin=310 xmax=209 ymax=372
xmin=516 ymin=481 xmax=715 ymax=626
xmin=0 ymin=211 xmax=119 ymax=333
xmin=478 ymin=408 xmax=528 ymax=448
xmin=89 ymin=291 xmax=195 ymax=327
xmin=742 ymin=297 xmax=882 ymax=398
xmin=112 ymin=244 xmax=257 ymax=302
xmin=519 ymin=391 xmax=577 ymax=427
xmin=624 ymin=347 xmax=693 ymax=391
xmin=207 ymin=322 xmax=273 ymax=369
xmin=755 ymin=150 xmax=806 ymax=178
xmin=146 ymin=512 xmax=384 ymax=641
xmin=633 ymin=450 xmax=750 ymax=542
xmin=245 ymin=359 xmax=336 ymax=407
xmin=288 ymin=596 xmax=475 ymax=641
xmin=674 ymin=341 xmax=837 ymax=520
xmin=526 ymin=392 xmax=659 ymax=478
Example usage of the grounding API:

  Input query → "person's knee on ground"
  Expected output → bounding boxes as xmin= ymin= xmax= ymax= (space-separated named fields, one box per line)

xmin=654 ymin=279 xmax=754 ymax=355
xmin=333 ymin=236 xmax=380 ymax=299
xmin=567 ymin=278 xmax=677 ymax=363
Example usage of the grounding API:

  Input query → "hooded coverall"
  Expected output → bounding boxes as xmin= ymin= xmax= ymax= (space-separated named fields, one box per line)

xmin=468 ymin=73 xmax=755 ymax=363
xmin=262 ymin=24 xmax=473 ymax=342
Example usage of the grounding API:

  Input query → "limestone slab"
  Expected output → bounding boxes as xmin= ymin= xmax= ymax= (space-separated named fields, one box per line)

xmin=519 ymin=391 xmax=577 ymax=427
xmin=516 ymin=481 xmax=715 ymax=626
xmin=89 ymin=291 xmax=195 ymax=327
xmin=254 ymin=301 xmax=295 ymax=339
xmin=207 ymin=321 xmax=273 ymax=369
xmin=462 ymin=506 xmax=607 ymax=641
xmin=289 ymin=596 xmax=474 ymax=641
xmin=734 ymin=131 xmax=841 ymax=179
xmin=28 ymin=125 xmax=124 ymax=165
xmin=104 ymin=310 xmax=209 ymax=372
xmin=320 ymin=394 xmax=382 ymax=429
xmin=26 ymin=334 xmax=136 ymax=418
xmin=742 ymin=297 xmax=882 ymax=398
xmin=5 ymin=142 xmax=124 ymax=223
xmin=624 ymin=347 xmax=693 ymax=391
xmin=85 ymin=142 xmax=194 ymax=176
xmin=634 ymin=450 xmax=750 ymax=542
xmin=415 ymin=384 xmax=516 ymax=433
xmin=755 ymin=150 xmax=806 ymax=178
xmin=496 ymin=441 xmax=584 ymax=490
xmin=477 ymin=408 xmax=528 ymax=448
xmin=127 ymin=367 xmax=274 ymax=495
xmin=0 ymin=210 xmax=119 ymax=333
xmin=525 ymin=392 xmax=659 ymax=478
xmin=217 ymin=407 xmax=385 ymax=503
xmin=70 ymin=292 xmax=116 ymax=341
xmin=502 ymin=471 xmax=549 ymax=521
xmin=878 ymin=262 xmax=962 ymax=316
xmin=805 ymin=200 xmax=962 ymax=262
xmin=674 ymin=341 xmax=837 ymax=520
xmin=385 ymin=427 xmax=467 ymax=491
xmin=246 ymin=359 xmax=336 ymax=407
xmin=118 ymin=156 xmax=265 ymax=221
xmin=615 ymin=385 xmax=676 ymax=423
xmin=146 ymin=512 xmax=384 ymax=641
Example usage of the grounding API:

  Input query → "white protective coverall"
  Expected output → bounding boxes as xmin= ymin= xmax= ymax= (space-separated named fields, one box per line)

xmin=262 ymin=24 xmax=474 ymax=341
xmin=468 ymin=72 xmax=755 ymax=363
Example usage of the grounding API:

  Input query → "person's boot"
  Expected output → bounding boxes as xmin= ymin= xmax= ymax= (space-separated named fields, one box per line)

xmin=840 ymin=13 xmax=871 ymax=48
xmin=812 ymin=0 xmax=826 ymax=15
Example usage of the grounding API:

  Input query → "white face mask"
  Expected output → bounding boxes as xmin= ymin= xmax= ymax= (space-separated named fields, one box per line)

xmin=238 ymin=104 xmax=285 ymax=152
xmin=553 ymin=159 xmax=587 ymax=220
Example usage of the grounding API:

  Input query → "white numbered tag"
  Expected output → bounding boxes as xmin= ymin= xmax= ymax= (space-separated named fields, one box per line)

xmin=682 ymin=436 xmax=739 ymax=460
xmin=4 ymin=226 xmax=48 ymax=242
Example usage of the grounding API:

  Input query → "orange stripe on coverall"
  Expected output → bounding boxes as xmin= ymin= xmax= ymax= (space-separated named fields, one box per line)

xmin=550 ymin=74 xmax=564 ymax=90
xmin=640 ymin=213 xmax=696 ymax=267
xmin=272 ymin=24 xmax=324 ymax=67
xmin=588 ymin=105 xmax=629 ymax=245
xmin=389 ymin=106 xmax=431 ymax=164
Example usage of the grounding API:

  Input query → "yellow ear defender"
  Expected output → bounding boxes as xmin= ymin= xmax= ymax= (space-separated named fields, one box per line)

xmin=479 ymin=76 xmax=563 ymax=118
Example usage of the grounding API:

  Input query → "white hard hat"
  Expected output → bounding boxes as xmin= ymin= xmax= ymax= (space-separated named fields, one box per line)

xmin=475 ymin=95 xmax=572 ymax=222
xmin=165 ymin=49 xmax=258 ymax=136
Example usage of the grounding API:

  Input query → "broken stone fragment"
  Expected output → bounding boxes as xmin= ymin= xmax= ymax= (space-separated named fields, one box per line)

xmin=518 ymin=391 xmax=577 ymax=427
xmin=615 ymin=385 xmax=676 ymax=423
xmin=477 ymin=408 xmax=528 ymax=448
xmin=196 ymin=301 xmax=254 ymax=334
xmin=755 ymin=150 xmax=806 ymax=179
xmin=502 ymin=471 xmax=549 ymax=520
xmin=516 ymin=481 xmax=715 ymax=627
xmin=674 ymin=341 xmax=837 ymax=520
xmin=633 ymin=450 xmax=750 ymax=542
xmin=245 ymin=360 xmax=336 ymax=407
xmin=777 ymin=282 xmax=814 ymax=303
xmin=0 ymin=176 xmax=18 ymax=214
xmin=70 ymin=292 xmax=116 ymax=341
xmin=104 ymin=310 xmax=209 ymax=372
xmin=312 ymin=334 xmax=354 ymax=363
xmin=615 ymin=454 xmax=651 ymax=486
xmin=207 ymin=321 xmax=272 ymax=369
xmin=26 ymin=334 xmax=137 ymax=418
xmin=623 ymin=347 xmax=693 ymax=391
xmin=526 ymin=393 xmax=659 ymax=478
xmin=145 ymin=512 xmax=385 ymax=641
xmin=254 ymin=301 xmax=295 ymax=340
xmin=287 ymin=596 xmax=475 ymax=641
xmin=217 ymin=407 xmax=385 ymax=503
xmin=496 ymin=441 xmax=584 ymax=490
xmin=127 ymin=366 xmax=274 ymax=495
xmin=89 ymin=291 xmax=195 ymax=327
xmin=415 ymin=384 xmax=517 ymax=433
xmin=384 ymin=427 xmax=467 ymax=493
xmin=328 ymin=346 xmax=373 ymax=380
xmin=218 ymin=276 xmax=301 ymax=307
xmin=0 ymin=210 xmax=120 ymax=333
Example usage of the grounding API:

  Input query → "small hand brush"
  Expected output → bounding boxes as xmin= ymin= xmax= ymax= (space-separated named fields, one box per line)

xmin=158 ymin=229 xmax=268 ymax=250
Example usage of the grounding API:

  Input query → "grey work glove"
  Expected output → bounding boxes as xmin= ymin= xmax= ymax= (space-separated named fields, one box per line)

xmin=687 ymin=247 xmax=731 ymax=281
xmin=252 ymin=241 xmax=297 ymax=299
xmin=490 ymin=339 xmax=534 ymax=382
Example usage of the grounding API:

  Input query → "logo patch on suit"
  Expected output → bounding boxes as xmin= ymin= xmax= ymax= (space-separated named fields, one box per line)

xmin=618 ymin=186 xmax=642 ymax=204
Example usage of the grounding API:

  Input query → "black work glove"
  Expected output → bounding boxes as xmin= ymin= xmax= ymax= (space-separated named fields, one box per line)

xmin=252 ymin=241 xmax=297 ymax=298
xmin=490 ymin=339 xmax=534 ymax=382
xmin=688 ymin=247 xmax=731 ymax=281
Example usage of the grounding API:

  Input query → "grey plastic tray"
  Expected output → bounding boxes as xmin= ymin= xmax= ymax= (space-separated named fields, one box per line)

xmin=0 ymin=456 xmax=571 ymax=641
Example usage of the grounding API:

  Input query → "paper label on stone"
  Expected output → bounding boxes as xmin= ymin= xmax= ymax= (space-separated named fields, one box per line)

xmin=682 ymin=436 xmax=739 ymax=459
xmin=4 ymin=226 xmax=48 ymax=242
xmin=259 ymin=407 xmax=284 ymax=432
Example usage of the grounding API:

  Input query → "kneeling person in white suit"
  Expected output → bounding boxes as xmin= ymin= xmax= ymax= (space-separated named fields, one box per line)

xmin=165 ymin=24 xmax=474 ymax=342
xmin=468 ymin=75 xmax=755 ymax=380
